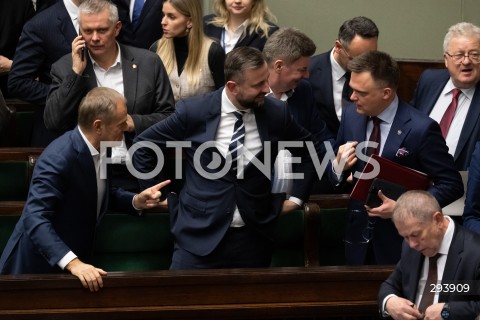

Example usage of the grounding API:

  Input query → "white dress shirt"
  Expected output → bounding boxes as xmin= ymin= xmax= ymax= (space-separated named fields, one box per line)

xmin=330 ymin=49 xmax=348 ymax=121
xmin=429 ymin=79 xmax=474 ymax=157
xmin=63 ymin=0 xmax=80 ymax=34
xmin=221 ymin=20 xmax=247 ymax=54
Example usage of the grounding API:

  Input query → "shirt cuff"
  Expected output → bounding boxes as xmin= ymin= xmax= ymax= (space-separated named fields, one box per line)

xmin=57 ymin=251 xmax=77 ymax=270
xmin=331 ymin=162 xmax=344 ymax=183
xmin=132 ymin=194 xmax=143 ymax=215
xmin=288 ymin=196 xmax=303 ymax=207
xmin=382 ymin=294 xmax=397 ymax=317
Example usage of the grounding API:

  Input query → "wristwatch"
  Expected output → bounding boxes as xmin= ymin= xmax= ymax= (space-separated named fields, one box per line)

xmin=441 ymin=303 xmax=450 ymax=319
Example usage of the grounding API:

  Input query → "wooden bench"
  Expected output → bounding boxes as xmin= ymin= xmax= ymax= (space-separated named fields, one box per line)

xmin=2 ymin=99 xmax=36 ymax=147
xmin=0 ymin=265 xmax=394 ymax=319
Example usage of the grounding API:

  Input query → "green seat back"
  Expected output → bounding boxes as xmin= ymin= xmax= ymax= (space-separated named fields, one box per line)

xmin=0 ymin=161 xmax=30 ymax=201
xmin=0 ymin=215 xmax=20 ymax=256
xmin=317 ymin=208 xmax=347 ymax=266
xmin=270 ymin=210 xmax=305 ymax=267
xmin=92 ymin=212 xmax=173 ymax=271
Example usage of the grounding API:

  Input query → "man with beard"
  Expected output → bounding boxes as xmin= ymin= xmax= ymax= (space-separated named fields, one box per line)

xmin=132 ymin=47 xmax=323 ymax=269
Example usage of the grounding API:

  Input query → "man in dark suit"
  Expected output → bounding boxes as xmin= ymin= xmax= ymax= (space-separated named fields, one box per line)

xmin=412 ymin=22 xmax=480 ymax=171
xmin=8 ymin=0 xmax=80 ymax=146
xmin=308 ymin=16 xmax=378 ymax=136
xmin=113 ymin=0 xmax=163 ymax=49
xmin=132 ymin=47 xmax=323 ymax=269
xmin=45 ymin=0 xmax=174 ymax=192
xmin=378 ymin=190 xmax=480 ymax=319
xmin=0 ymin=87 xmax=169 ymax=292
xmin=0 ymin=0 xmax=35 ymax=98
xmin=262 ymin=27 xmax=335 ymax=194
xmin=331 ymin=51 xmax=463 ymax=265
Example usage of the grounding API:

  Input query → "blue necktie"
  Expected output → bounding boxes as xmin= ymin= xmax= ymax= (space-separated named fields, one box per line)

xmin=228 ymin=111 xmax=245 ymax=174
xmin=132 ymin=0 xmax=144 ymax=28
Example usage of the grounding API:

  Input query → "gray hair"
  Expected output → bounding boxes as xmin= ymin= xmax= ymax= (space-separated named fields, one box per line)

xmin=78 ymin=87 xmax=125 ymax=129
xmin=392 ymin=190 xmax=442 ymax=225
xmin=443 ymin=22 xmax=480 ymax=52
xmin=79 ymin=0 xmax=119 ymax=24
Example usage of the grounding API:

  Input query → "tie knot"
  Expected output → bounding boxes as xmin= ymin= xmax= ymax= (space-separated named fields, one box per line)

xmin=233 ymin=111 xmax=245 ymax=120
xmin=371 ymin=116 xmax=381 ymax=126
xmin=344 ymin=71 xmax=351 ymax=80
xmin=429 ymin=253 xmax=441 ymax=263
xmin=452 ymin=88 xmax=461 ymax=100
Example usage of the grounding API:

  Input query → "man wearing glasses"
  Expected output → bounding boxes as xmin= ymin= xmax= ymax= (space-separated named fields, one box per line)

xmin=308 ymin=16 xmax=379 ymax=137
xmin=412 ymin=22 xmax=480 ymax=171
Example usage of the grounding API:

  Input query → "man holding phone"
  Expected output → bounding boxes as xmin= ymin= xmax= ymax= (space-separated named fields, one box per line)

xmin=45 ymin=0 xmax=174 ymax=192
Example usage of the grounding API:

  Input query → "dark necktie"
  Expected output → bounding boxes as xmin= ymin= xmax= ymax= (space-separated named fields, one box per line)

xmin=418 ymin=254 xmax=440 ymax=313
xmin=132 ymin=0 xmax=144 ymax=28
xmin=228 ymin=111 xmax=245 ymax=174
xmin=342 ymin=71 xmax=352 ymax=105
xmin=439 ymin=88 xmax=461 ymax=138
xmin=366 ymin=117 xmax=381 ymax=157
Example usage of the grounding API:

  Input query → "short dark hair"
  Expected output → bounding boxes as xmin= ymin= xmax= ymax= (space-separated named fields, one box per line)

xmin=348 ymin=50 xmax=399 ymax=89
xmin=78 ymin=87 xmax=124 ymax=129
xmin=338 ymin=16 xmax=379 ymax=47
xmin=263 ymin=27 xmax=316 ymax=65
xmin=224 ymin=47 xmax=266 ymax=83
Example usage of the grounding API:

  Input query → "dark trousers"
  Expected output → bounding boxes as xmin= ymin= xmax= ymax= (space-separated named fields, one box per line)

xmin=170 ymin=226 xmax=273 ymax=270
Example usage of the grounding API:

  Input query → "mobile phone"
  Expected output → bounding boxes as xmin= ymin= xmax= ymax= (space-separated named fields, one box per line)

xmin=79 ymin=32 xmax=85 ymax=61
xmin=365 ymin=178 xmax=406 ymax=208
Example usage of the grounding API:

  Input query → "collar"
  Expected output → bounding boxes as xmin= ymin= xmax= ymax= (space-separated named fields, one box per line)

xmin=78 ymin=126 xmax=99 ymax=157
xmin=375 ymin=95 xmax=399 ymax=125
xmin=437 ymin=215 xmax=454 ymax=256
xmin=266 ymin=87 xmax=294 ymax=101
xmin=221 ymin=88 xmax=252 ymax=114
xmin=90 ymin=42 xmax=122 ymax=70
xmin=225 ymin=19 xmax=248 ymax=34
xmin=445 ymin=78 xmax=476 ymax=101
xmin=330 ymin=49 xmax=347 ymax=81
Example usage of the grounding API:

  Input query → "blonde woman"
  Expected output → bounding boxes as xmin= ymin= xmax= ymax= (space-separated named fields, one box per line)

xmin=204 ymin=0 xmax=278 ymax=53
xmin=150 ymin=0 xmax=225 ymax=102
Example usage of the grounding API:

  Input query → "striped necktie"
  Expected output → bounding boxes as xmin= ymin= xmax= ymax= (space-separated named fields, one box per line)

xmin=228 ymin=111 xmax=245 ymax=174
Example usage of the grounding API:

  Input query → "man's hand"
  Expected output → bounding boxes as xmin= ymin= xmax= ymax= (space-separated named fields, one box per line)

xmin=71 ymin=35 xmax=87 ymax=75
xmin=423 ymin=303 xmax=444 ymax=320
xmin=385 ymin=296 xmax=422 ymax=319
xmin=0 ymin=55 xmax=12 ymax=74
xmin=65 ymin=258 xmax=107 ymax=292
xmin=281 ymin=199 xmax=301 ymax=215
xmin=134 ymin=180 xmax=171 ymax=209
xmin=366 ymin=190 xmax=396 ymax=219
xmin=333 ymin=141 xmax=358 ymax=174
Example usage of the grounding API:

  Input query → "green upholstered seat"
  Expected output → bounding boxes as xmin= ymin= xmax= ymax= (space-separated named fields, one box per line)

xmin=270 ymin=209 xmax=305 ymax=267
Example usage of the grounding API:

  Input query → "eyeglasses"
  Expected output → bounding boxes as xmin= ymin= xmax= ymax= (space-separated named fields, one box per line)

xmin=340 ymin=43 xmax=354 ymax=60
xmin=444 ymin=51 xmax=480 ymax=64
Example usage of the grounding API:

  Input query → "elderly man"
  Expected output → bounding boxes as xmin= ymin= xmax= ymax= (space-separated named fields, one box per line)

xmin=379 ymin=190 xmax=480 ymax=319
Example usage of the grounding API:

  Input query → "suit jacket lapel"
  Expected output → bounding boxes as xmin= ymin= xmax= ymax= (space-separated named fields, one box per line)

xmin=320 ymin=51 xmax=336 ymax=115
xmin=439 ymin=225 xmax=464 ymax=302
xmin=455 ymin=84 xmax=480 ymax=160
xmin=407 ymin=250 xmax=425 ymax=302
xmin=382 ymin=101 xmax=411 ymax=159
xmin=56 ymin=2 xmax=78 ymax=48
xmin=120 ymin=45 xmax=138 ymax=114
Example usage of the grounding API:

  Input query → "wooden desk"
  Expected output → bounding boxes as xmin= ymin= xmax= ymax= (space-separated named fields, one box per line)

xmin=0 ymin=266 xmax=393 ymax=319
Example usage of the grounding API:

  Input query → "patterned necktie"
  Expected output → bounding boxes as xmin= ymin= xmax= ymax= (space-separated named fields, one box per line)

xmin=132 ymin=0 xmax=144 ymax=28
xmin=418 ymin=254 xmax=441 ymax=313
xmin=439 ymin=88 xmax=461 ymax=138
xmin=228 ymin=111 xmax=245 ymax=174
xmin=366 ymin=116 xmax=381 ymax=157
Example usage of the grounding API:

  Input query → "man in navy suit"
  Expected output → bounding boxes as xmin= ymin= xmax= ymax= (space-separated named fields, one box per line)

xmin=133 ymin=47 xmax=323 ymax=269
xmin=412 ymin=22 xmax=480 ymax=171
xmin=262 ymin=27 xmax=335 ymax=194
xmin=330 ymin=51 xmax=463 ymax=265
xmin=308 ymin=16 xmax=378 ymax=136
xmin=0 ymin=87 xmax=169 ymax=292
xmin=8 ymin=0 xmax=80 ymax=146
xmin=379 ymin=191 xmax=480 ymax=319
xmin=45 ymin=0 xmax=174 ymax=192
xmin=113 ymin=0 xmax=163 ymax=49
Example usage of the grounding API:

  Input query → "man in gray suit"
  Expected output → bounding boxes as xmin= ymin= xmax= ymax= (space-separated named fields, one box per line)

xmin=45 ymin=0 xmax=174 ymax=191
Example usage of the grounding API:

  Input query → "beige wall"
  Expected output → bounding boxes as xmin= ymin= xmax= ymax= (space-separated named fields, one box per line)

xmin=204 ymin=0 xmax=480 ymax=60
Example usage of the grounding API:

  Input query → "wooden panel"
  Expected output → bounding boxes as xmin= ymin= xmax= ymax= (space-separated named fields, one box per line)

xmin=397 ymin=59 xmax=445 ymax=103
xmin=0 ymin=266 xmax=393 ymax=319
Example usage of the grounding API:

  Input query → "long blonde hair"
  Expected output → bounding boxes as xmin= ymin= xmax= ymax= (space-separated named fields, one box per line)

xmin=209 ymin=0 xmax=277 ymax=38
xmin=156 ymin=0 xmax=212 ymax=86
